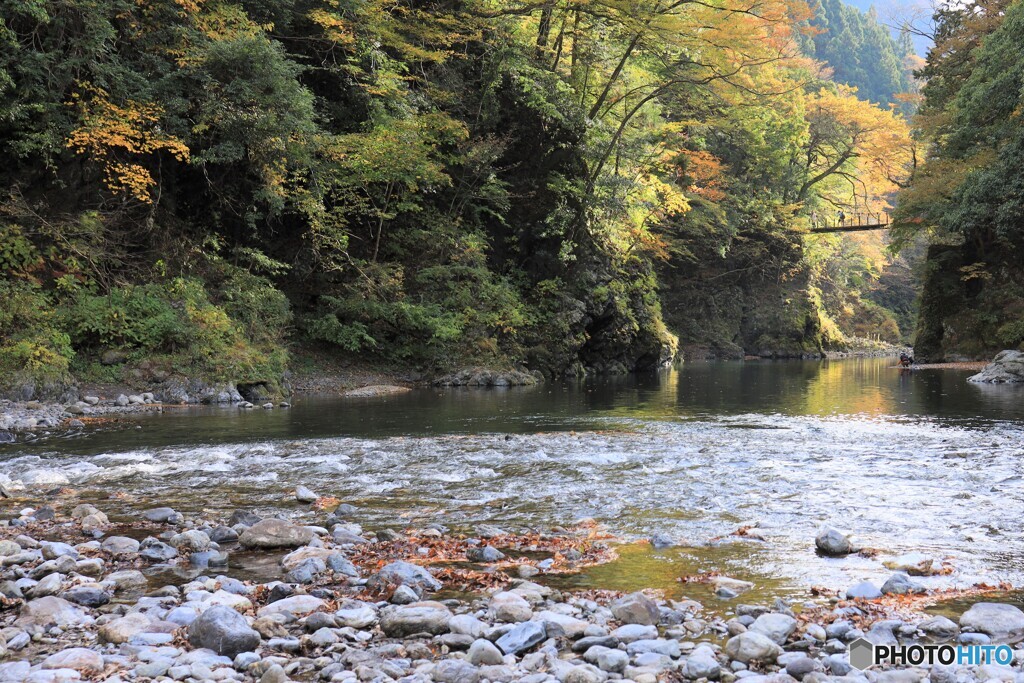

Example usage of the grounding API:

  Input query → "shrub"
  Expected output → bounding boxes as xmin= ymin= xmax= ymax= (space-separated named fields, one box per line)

xmin=0 ymin=279 xmax=74 ymax=384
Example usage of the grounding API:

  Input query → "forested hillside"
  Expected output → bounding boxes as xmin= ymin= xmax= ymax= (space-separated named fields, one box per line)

xmin=894 ymin=0 xmax=1024 ymax=361
xmin=1 ymin=0 xmax=916 ymax=398
xmin=805 ymin=0 xmax=918 ymax=107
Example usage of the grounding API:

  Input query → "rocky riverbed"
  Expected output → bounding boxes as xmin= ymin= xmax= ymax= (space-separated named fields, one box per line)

xmin=2 ymin=498 xmax=1023 ymax=683
xmin=0 ymin=393 xmax=294 ymax=447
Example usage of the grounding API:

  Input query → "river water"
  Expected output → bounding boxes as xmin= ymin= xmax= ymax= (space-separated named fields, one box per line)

xmin=2 ymin=357 xmax=1023 ymax=607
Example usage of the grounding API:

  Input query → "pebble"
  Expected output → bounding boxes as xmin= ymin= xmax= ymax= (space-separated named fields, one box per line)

xmin=0 ymin=499 xmax=1001 ymax=683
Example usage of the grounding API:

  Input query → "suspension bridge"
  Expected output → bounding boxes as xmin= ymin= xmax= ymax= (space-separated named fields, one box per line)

xmin=807 ymin=212 xmax=891 ymax=233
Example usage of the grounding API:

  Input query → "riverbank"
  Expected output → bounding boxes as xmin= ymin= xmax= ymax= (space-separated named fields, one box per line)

xmin=2 ymin=498 xmax=1020 ymax=683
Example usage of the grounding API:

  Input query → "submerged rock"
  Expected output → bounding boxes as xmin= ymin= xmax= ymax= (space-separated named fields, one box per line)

xmin=815 ymin=525 xmax=855 ymax=556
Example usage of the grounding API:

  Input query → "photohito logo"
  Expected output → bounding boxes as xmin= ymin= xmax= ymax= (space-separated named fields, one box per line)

xmin=848 ymin=638 xmax=1014 ymax=670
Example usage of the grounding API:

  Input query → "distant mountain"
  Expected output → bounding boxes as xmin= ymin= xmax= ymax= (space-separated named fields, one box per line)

xmin=804 ymin=0 xmax=919 ymax=108
xmin=837 ymin=0 xmax=933 ymax=55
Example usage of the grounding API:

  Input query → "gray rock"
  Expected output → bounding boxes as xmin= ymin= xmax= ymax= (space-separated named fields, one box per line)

xmin=489 ymin=591 xmax=533 ymax=622
xmin=865 ymin=620 xmax=900 ymax=646
xmin=143 ymin=507 xmax=181 ymax=523
xmin=959 ymin=603 xmax=1024 ymax=643
xmin=295 ymin=485 xmax=319 ymax=503
xmin=208 ymin=526 xmax=239 ymax=543
xmin=369 ymin=560 xmax=442 ymax=594
xmin=188 ymin=605 xmax=261 ymax=657
xmin=611 ymin=591 xmax=660 ymax=625
xmin=785 ymin=657 xmax=824 ymax=680
xmin=379 ymin=604 xmax=452 ymax=637
xmin=101 ymin=536 xmax=140 ymax=555
xmin=626 ymin=638 xmax=681 ymax=657
xmin=815 ymin=525 xmax=854 ymax=556
xmin=682 ymin=645 xmax=721 ymax=679
xmin=40 ymin=648 xmax=104 ymax=675
xmin=391 ymin=585 xmax=419 ymax=604
xmin=496 ymin=620 xmax=546 ymax=655
xmin=845 ymin=581 xmax=882 ymax=600
xmin=16 ymin=596 xmax=93 ymax=628
xmin=468 ymin=638 xmax=505 ymax=666
xmin=433 ymin=659 xmax=480 ymax=683
xmin=0 ymin=662 xmax=31 ymax=681
xmin=238 ymin=519 xmax=314 ymax=548
xmin=170 ymin=529 xmax=211 ymax=551
xmin=881 ymin=572 xmax=923 ymax=595
xmin=256 ymin=594 xmax=325 ymax=617
xmin=724 ymin=631 xmax=783 ymax=663
xmin=585 ymin=646 xmax=628 ymax=673
xmin=260 ymin=664 xmax=287 ymax=683
xmin=449 ymin=614 xmax=488 ymax=639
xmin=650 ymin=533 xmax=677 ymax=549
xmin=286 ymin=557 xmax=326 ymax=584
xmin=750 ymin=613 xmax=797 ymax=645
xmin=968 ymin=350 xmax=1024 ymax=383
xmin=41 ymin=542 xmax=79 ymax=561
xmin=106 ymin=569 xmax=147 ymax=591
xmin=28 ymin=573 xmax=63 ymax=598
xmin=61 ymin=586 xmax=110 ymax=607
xmin=189 ymin=550 xmax=229 ymax=568
xmin=610 ymin=623 xmax=657 ymax=643
xmin=918 ymin=616 xmax=959 ymax=641
xmin=331 ymin=527 xmax=369 ymax=545
xmin=824 ymin=653 xmax=852 ymax=676
xmin=467 ymin=545 xmax=505 ymax=562
xmin=140 ymin=540 xmax=178 ymax=562
xmin=229 ymin=510 xmax=262 ymax=526
xmin=325 ymin=553 xmax=359 ymax=577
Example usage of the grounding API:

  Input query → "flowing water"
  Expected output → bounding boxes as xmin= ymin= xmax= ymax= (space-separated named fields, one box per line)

xmin=3 ymin=357 xmax=1024 ymax=608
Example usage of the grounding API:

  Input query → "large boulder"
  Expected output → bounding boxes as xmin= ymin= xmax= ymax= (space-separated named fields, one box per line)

xmin=968 ymin=350 xmax=1024 ymax=384
xmin=238 ymin=519 xmax=314 ymax=548
xmin=98 ymin=612 xmax=178 ymax=644
xmin=959 ymin=603 xmax=1024 ymax=643
xmin=188 ymin=605 xmax=261 ymax=657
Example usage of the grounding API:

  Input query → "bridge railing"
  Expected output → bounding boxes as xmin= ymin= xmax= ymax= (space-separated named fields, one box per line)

xmin=809 ymin=212 xmax=890 ymax=230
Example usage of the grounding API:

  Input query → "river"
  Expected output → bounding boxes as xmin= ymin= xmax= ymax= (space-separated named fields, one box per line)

xmin=2 ymin=357 xmax=1023 ymax=609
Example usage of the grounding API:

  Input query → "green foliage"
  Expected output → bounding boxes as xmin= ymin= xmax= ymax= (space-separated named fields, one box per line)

xmin=0 ymin=279 xmax=73 ymax=382
xmin=897 ymin=0 xmax=1024 ymax=359
xmin=1 ymin=0 xmax=920 ymax=381
xmin=808 ymin=0 xmax=915 ymax=109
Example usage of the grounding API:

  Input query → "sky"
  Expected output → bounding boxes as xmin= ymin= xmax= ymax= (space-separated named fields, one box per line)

xmin=842 ymin=0 xmax=936 ymax=55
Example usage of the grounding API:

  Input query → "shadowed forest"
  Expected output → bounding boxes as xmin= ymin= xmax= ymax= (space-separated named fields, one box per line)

xmin=1 ymin=0 xmax=1020 ymax=396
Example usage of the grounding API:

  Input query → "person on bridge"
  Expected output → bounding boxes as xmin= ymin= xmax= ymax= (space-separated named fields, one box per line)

xmin=811 ymin=210 xmax=818 ymax=228
xmin=837 ymin=209 xmax=846 ymax=225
